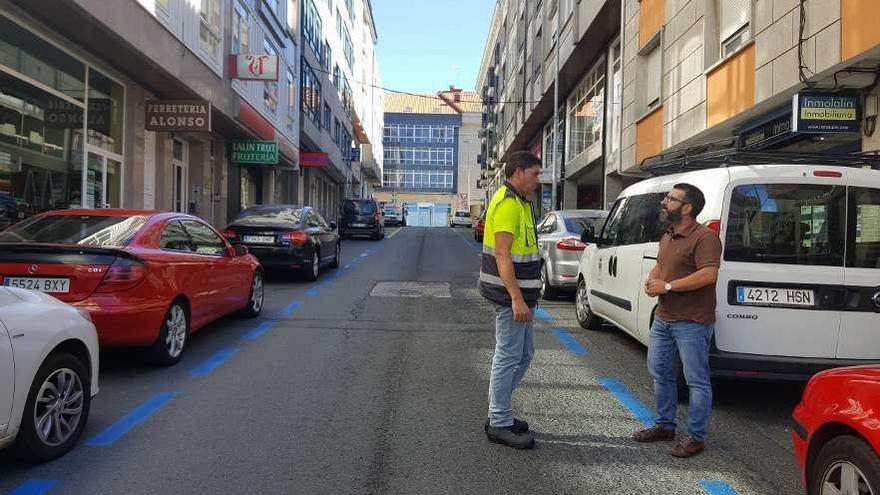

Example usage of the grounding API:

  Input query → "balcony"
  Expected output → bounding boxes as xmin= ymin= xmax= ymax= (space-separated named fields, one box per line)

xmin=358 ymin=143 xmax=382 ymax=186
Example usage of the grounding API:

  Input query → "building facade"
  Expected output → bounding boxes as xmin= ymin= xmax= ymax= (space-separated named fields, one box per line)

xmin=375 ymin=88 xmax=482 ymax=220
xmin=477 ymin=0 xmax=880 ymax=214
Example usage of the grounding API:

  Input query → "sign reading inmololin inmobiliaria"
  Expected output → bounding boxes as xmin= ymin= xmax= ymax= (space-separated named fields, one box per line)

xmin=230 ymin=140 xmax=279 ymax=165
xmin=232 ymin=54 xmax=279 ymax=81
xmin=792 ymin=91 xmax=861 ymax=134
xmin=145 ymin=100 xmax=211 ymax=132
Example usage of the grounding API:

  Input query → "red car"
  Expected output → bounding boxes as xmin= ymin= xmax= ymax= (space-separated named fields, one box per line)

xmin=474 ymin=211 xmax=486 ymax=242
xmin=0 ymin=210 xmax=264 ymax=366
xmin=792 ymin=365 xmax=880 ymax=494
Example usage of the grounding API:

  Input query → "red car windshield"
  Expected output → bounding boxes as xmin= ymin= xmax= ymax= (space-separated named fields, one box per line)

xmin=0 ymin=214 xmax=147 ymax=246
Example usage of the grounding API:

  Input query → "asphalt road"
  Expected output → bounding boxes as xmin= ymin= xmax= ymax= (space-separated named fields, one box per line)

xmin=1 ymin=226 xmax=805 ymax=495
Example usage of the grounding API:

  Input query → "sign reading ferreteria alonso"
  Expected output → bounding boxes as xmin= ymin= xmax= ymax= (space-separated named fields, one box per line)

xmin=145 ymin=100 xmax=211 ymax=132
xmin=230 ymin=140 xmax=279 ymax=165
xmin=792 ymin=91 xmax=861 ymax=133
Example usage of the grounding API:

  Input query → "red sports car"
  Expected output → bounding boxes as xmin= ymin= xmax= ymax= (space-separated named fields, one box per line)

xmin=0 ymin=210 xmax=264 ymax=366
xmin=474 ymin=211 xmax=486 ymax=243
xmin=792 ymin=365 xmax=880 ymax=495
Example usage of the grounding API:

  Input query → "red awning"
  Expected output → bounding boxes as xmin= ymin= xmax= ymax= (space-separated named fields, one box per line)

xmin=300 ymin=152 xmax=329 ymax=168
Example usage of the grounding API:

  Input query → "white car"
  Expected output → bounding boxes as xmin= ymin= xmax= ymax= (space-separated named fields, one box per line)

xmin=450 ymin=211 xmax=472 ymax=228
xmin=0 ymin=287 xmax=99 ymax=462
xmin=575 ymin=158 xmax=880 ymax=381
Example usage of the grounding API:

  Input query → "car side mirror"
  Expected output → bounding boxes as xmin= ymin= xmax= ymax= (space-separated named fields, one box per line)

xmin=580 ymin=226 xmax=597 ymax=244
xmin=330 ymin=221 xmax=337 ymax=230
xmin=233 ymin=244 xmax=249 ymax=257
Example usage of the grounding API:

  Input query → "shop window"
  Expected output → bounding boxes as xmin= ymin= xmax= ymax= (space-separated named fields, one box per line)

xmin=87 ymin=69 xmax=124 ymax=155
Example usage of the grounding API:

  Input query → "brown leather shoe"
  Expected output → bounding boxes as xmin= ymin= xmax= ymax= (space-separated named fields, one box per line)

xmin=633 ymin=425 xmax=675 ymax=443
xmin=670 ymin=437 xmax=705 ymax=458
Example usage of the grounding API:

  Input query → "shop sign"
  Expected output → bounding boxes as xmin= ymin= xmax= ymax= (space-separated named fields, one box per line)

xmin=145 ymin=100 xmax=211 ymax=132
xmin=230 ymin=140 xmax=279 ymax=165
xmin=44 ymin=99 xmax=112 ymax=134
xmin=741 ymin=114 xmax=792 ymax=148
xmin=300 ymin=152 xmax=329 ymax=168
xmin=349 ymin=147 xmax=361 ymax=162
xmin=232 ymin=54 xmax=279 ymax=81
xmin=792 ymin=92 xmax=860 ymax=133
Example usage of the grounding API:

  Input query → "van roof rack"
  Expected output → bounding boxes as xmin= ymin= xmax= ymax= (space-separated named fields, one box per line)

xmin=640 ymin=138 xmax=880 ymax=176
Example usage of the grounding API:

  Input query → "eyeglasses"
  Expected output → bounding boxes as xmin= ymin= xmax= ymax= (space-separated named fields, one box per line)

xmin=664 ymin=194 xmax=688 ymax=204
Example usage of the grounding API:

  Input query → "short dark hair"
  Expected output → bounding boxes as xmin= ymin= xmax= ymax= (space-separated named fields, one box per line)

xmin=504 ymin=151 xmax=542 ymax=178
xmin=673 ymin=183 xmax=706 ymax=218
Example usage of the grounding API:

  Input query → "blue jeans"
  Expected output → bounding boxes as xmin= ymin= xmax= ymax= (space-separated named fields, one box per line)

xmin=487 ymin=305 xmax=535 ymax=427
xmin=647 ymin=318 xmax=714 ymax=442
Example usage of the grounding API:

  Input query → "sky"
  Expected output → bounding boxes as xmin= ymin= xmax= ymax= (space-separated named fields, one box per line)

xmin=372 ymin=0 xmax=496 ymax=94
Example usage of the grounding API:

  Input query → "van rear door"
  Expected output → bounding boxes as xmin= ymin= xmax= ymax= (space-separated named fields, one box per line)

xmin=837 ymin=171 xmax=880 ymax=359
xmin=716 ymin=176 xmax=847 ymax=358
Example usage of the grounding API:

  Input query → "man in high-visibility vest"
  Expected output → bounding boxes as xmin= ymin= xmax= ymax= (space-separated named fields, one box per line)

xmin=479 ymin=151 xmax=542 ymax=449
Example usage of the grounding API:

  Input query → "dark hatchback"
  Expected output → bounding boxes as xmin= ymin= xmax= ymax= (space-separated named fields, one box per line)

xmin=222 ymin=205 xmax=340 ymax=281
xmin=340 ymin=199 xmax=384 ymax=240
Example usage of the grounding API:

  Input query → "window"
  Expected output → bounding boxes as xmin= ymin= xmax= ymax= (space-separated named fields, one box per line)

xmin=606 ymin=40 xmax=623 ymax=166
xmin=264 ymin=41 xmax=279 ymax=112
xmin=181 ymin=220 xmax=227 ymax=256
xmin=287 ymin=70 xmax=296 ymax=128
xmin=159 ymin=220 xmax=194 ymax=252
xmin=333 ymin=65 xmax=341 ymax=87
xmin=719 ymin=0 xmax=750 ymax=58
xmin=302 ymin=0 xmax=323 ymax=58
xmin=232 ymin=1 xmax=249 ymax=54
xmin=543 ymin=117 xmax=564 ymax=175
xmin=0 ymin=215 xmax=146 ymax=246
xmin=725 ymin=184 xmax=846 ymax=266
xmin=323 ymin=102 xmax=331 ymax=130
xmin=300 ymin=59 xmax=322 ymax=125
xmin=566 ymin=57 xmax=605 ymax=162
xmin=336 ymin=8 xmax=343 ymax=38
xmin=639 ymin=44 xmax=662 ymax=112
xmin=199 ymin=0 xmax=222 ymax=60
xmin=613 ymin=193 xmax=667 ymax=245
xmin=287 ymin=0 xmax=299 ymax=35
xmin=848 ymin=187 xmax=880 ymax=269
xmin=265 ymin=0 xmax=279 ymax=15
xmin=334 ymin=118 xmax=341 ymax=146
xmin=345 ymin=0 xmax=354 ymax=20
xmin=380 ymin=125 xmax=456 ymax=144
xmin=340 ymin=78 xmax=353 ymax=119
xmin=342 ymin=25 xmax=354 ymax=69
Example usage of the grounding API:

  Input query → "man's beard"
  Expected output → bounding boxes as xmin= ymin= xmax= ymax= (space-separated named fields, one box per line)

xmin=661 ymin=208 xmax=682 ymax=223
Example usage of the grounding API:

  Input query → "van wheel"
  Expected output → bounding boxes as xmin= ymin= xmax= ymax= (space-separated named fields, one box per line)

xmin=541 ymin=265 xmax=558 ymax=300
xmin=576 ymin=278 xmax=603 ymax=330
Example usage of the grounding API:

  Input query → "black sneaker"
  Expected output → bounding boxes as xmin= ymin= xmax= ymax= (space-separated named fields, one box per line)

xmin=485 ymin=425 xmax=535 ymax=449
xmin=484 ymin=418 xmax=529 ymax=434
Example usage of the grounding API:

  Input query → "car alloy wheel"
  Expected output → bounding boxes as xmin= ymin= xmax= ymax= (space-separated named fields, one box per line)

xmin=33 ymin=368 xmax=84 ymax=447
xmin=312 ymin=252 xmax=319 ymax=279
xmin=165 ymin=304 xmax=187 ymax=358
xmin=250 ymin=271 xmax=264 ymax=313
xmin=820 ymin=460 xmax=874 ymax=495
xmin=541 ymin=265 xmax=557 ymax=300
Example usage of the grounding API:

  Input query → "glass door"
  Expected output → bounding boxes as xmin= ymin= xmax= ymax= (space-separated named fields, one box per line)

xmin=86 ymin=149 xmax=122 ymax=208
xmin=172 ymin=139 xmax=187 ymax=213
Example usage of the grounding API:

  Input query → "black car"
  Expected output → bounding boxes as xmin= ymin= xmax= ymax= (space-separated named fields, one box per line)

xmin=340 ymin=198 xmax=384 ymax=240
xmin=223 ymin=205 xmax=340 ymax=281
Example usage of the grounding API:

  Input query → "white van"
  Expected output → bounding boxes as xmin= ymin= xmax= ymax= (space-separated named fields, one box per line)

xmin=575 ymin=162 xmax=880 ymax=379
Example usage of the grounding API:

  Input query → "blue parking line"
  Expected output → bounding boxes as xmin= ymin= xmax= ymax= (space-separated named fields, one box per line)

xmin=534 ymin=307 xmax=552 ymax=321
xmin=343 ymin=263 xmax=352 ymax=270
xmin=190 ymin=348 xmax=240 ymax=377
xmin=553 ymin=329 xmax=587 ymax=356
xmin=359 ymin=253 xmax=368 ymax=258
xmin=305 ymin=287 xmax=320 ymax=298
xmin=597 ymin=377 xmax=656 ymax=428
xmin=86 ymin=392 xmax=178 ymax=446
xmin=241 ymin=320 xmax=278 ymax=340
xmin=7 ymin=480 xmax=58 ymax=495
xmin=279 ymin=300 xmax=302 ymax=317
xmin=699 ymin=481 xmax=741 ymax=495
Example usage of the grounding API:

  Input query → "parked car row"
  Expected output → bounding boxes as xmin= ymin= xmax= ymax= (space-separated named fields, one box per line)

xmin=0 ymin=198 xmax=384 ymax=462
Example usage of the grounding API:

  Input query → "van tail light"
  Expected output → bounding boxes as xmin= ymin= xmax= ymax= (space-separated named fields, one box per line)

xmin=705 ymin=219 xmax=722 ymax=235
xmin=374 ymin=209 xmax=381 ymax=223
xmin=221 ymin=229 xmax=237 ymax=240
xmin=96 ymin=257 xmax=148 ymax=293
xmin=282 ymin=230 xmax=309 ymax=245
xmin=556 ymin=237 xmax=587 ymax=251
xmin=814 ymin=170 xmax=843 ymax=178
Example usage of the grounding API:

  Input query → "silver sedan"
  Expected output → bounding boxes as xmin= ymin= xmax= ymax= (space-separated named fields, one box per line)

xmin=537 ymin=209 xmax=608 ymax=299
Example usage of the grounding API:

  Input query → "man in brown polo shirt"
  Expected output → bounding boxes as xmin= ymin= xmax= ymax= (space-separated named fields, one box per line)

xmin=632 ymin=183 xmax=722 ymax=458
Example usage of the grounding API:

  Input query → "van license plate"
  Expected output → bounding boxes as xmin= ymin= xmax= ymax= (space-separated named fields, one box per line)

xmin=351 ymin=223 xmax=366 ymax=228
xmin=3 ymin=277 xmax=71 ymax=293
xmin=736 ymin=287 xmax=815 ymax=307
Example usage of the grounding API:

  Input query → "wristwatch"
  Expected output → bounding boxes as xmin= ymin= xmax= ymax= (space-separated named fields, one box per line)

xmin=664 ymin=282 xmax=673 ymax=293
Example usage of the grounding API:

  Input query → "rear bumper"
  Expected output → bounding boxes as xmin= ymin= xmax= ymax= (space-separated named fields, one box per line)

xmin=244 ymin=245 xmax=308 ymax=268
xmin=340 ymin=225 xmax=380 ymax=237
xmin=549 ymin=259 xmax=580 ymax=289
xmin=709 ymin=345 xmax=880 ymax=381
xmin=73 ymin=298 xmax=169 ymax=348
xmin=791 ymin=407 xmax=810 ymax=483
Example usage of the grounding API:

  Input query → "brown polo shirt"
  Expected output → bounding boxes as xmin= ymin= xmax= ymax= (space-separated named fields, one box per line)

xmin=655 ymin=222 xmax=722 ymax=324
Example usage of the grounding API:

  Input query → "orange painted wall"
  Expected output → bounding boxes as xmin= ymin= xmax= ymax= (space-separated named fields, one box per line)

xmin=636 ymin=107 xmax=664 ymax=166
xmin=707 ymin=44 xmax=755 ymax=128
xmin=842 ymin=0 xmax=880 ymax=60
xmin=639 ymin=0 xmax=665 ymax=48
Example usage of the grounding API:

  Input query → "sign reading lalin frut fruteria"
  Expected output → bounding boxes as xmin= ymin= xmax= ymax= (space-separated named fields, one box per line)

xmin=230 ymin=140 xmax=279 ymax=165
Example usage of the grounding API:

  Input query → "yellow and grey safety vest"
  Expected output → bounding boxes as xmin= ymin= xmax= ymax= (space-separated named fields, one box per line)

xmin=479 ymin=182 xmax=541 ymax=306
